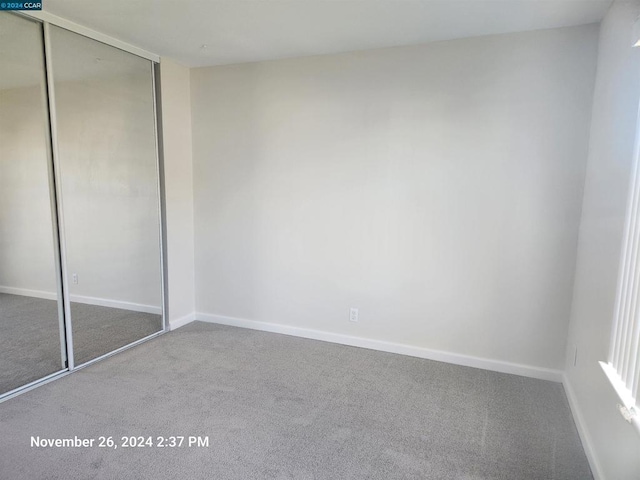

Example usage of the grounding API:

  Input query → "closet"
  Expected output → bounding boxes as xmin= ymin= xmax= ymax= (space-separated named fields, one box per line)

xmin=0 ymin=12 xmax=165 ymax=398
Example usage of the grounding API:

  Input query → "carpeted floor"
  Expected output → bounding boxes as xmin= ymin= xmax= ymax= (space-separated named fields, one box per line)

xmin=0 ymin=293 xmax=162 ymax=394
xmin=0 ymin=321 xmax=592 ymax=479
xmin=0 ymin=293 xmax=63 ymax=394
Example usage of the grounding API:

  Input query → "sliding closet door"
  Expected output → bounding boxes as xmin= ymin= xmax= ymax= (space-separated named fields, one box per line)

xmin=0 ymin=14 xmax=67 ymax=394
xmin=48 ymin=25 xmax=163 ymax=366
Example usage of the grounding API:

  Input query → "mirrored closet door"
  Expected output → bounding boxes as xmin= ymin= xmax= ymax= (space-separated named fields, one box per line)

xmin=0 ymin=13 xmax=67 ymax=396
xmin=0 ymin=12 xmax=165 ymax=398
xmin=48 ymin=25 xmax=164 ymax=367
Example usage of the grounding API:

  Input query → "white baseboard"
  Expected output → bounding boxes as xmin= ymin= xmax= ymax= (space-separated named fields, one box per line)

xmin=68 ymin=295 xmax=161 ymax=315
xmin=0 ymin=286 xmax=161 ymax=315
xmin=562 ymin=375 xmax=605 ymax=480
xmin=169 ymin=312 xmax=196 ymax=331
xmin=0 ymin=286 xmax=57 ymax=301
xmin=195 ymin=312 xmax=563 ymax=382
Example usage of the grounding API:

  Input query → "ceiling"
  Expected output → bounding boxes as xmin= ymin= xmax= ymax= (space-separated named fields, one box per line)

xmin=41 ymin=1 xmax=611 ymax=68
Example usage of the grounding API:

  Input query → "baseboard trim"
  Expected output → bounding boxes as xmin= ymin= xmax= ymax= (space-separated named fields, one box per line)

xmin=169 ymin=312 xmax=196 ymax=331
xmin=0 ymin=286 xmax=57 ymax=300
xmin=195 ymin=312 xmax=563 ymax=382
xmin=562 ymin=375 xmax=605 ymax=480
xmin=69 ymin=295 xmax=161 ymax=315
xmin=0 ymin=286 xmax=161 ymax=315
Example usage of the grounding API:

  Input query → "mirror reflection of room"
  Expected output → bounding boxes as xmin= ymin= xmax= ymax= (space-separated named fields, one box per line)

xmin=0 ymin=13 xmax=164 ymax=395
xmin=0 ymin=13 xmax=66 ymax=395
xmin=49 ymin=25 xmax=163 ymax=366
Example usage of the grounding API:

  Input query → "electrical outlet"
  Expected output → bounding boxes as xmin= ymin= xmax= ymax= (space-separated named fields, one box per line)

xmin=349 ymin=307 xmax=359 ymax=322
xmin=72 ymin=273 xmax=78 ymax=285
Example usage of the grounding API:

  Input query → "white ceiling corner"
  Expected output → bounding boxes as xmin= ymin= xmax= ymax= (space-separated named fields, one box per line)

xmin=42 ymin=0 xmax=612 ymax=68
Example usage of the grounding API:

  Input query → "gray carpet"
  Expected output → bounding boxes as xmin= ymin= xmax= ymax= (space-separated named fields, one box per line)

xmin=0 ymin=293 xmax=162 ymax=394
xmin=0 ymin=293 xmax=62 ymax=394
xmin=70 ymin=301 xmax=162 ymax=365
xmin=0 ymin=322 xmax=592 ymax=479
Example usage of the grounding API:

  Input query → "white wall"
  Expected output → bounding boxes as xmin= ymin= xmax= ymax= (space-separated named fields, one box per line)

xmin=37 ymin=25 xmax=161 ymax=310
xmin=1 ymin=59 xmax=195 ymax=322
xmin=0 ymin=14 xmax=58 ymax=296
xmin=160 ymin=58 xmax=196 ymax=324
xmin=191 ymin=25 xmax=598 ymax=372
xmin=1 ymin=58 xmax=163 ymax=311
xmin=53 ymin=75 xmax=162 ymax=309
xmin=0 ymin=86 xmax=59 ymax=294
xmin=564 ymin=2 xmax=640 ymax=479
xmin=0 ymin=50 xmax=192 ymax=323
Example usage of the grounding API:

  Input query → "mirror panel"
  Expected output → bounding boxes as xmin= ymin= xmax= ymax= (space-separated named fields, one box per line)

xmin=0 ymin=13 xmax=67 ymax=394
xmin=49 ymin=25 xmax=163 ymax=366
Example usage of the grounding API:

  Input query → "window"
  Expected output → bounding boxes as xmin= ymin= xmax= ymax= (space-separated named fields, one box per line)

xmin=601 ymin=137 xmax=640 ymax=432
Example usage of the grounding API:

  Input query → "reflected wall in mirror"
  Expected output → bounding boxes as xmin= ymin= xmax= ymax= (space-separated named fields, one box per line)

xmin=0 ymin=13 xmax=67 ymax=394
xmin=49 ymin=25 xmax=163 ymax=366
